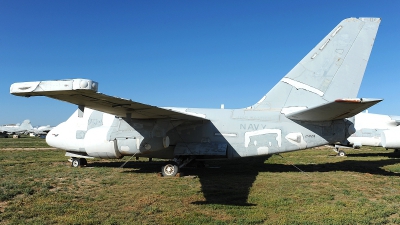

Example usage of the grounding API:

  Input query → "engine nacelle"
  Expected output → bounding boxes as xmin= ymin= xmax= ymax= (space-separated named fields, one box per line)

xmin=84 ymin=126 xmax=171 ymax=158
xmin=85 ymin=126 xmax=122 ymax=159
xmin=115 ymin=136 xmax=170 ymax=155
xmin=381 ymin=129 xmax=400 ymax=149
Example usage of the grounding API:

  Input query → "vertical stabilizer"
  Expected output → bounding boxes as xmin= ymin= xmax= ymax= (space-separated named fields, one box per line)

xmin=20 ymin=119 xmax=33 ymax=130
xmin=251 ymin=18 xmax=380 ymax=111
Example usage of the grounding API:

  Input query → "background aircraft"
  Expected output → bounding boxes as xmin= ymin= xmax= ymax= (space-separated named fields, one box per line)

xmin=29 ymin=125 xmax=54 ymax=137
xmin=10 ymin=17 xmax=381 ymax=176
xmin=0 ymin=119 xmax=33 ymax=138
xmin=334 ymin=111 xmax=400 ymax=156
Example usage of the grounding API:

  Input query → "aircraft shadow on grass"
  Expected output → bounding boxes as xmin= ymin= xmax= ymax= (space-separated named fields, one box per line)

xmin=345 ymin=151 xmax=400 ymax=158
xmin=89 ymin=154 xmax=400 ymax=206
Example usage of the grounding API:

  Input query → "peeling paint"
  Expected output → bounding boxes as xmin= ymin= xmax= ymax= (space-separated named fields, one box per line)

xmin=215 ymin=133 xmax=237 ymax=137
xmin=331 ymin=25 xmax=342 ymax=37
xmin=285 ymin=132 xmax=307 ymax=149
xmin=281 ymin=77 xmax=324 ymax=96
xmin=165 ymin=108 xmax=207 ymax=119
xmin=281 ymin=107 xmax=308 ymax=115
xmin=311 ymin=53 xmax=317 ymax=59
xmin=257 ymin=147 xmax=269 ymax=155
xmin=335 ymin=98 xmax=362 ymax=103
xmin=319 ymin=39 xmax=330 ymax=50
xmin=245 ymin=129 xmax=281 ymax=147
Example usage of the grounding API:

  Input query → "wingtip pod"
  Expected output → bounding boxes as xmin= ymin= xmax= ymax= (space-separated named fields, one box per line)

xmin=10 ymin=79 xmax=98 ymax=97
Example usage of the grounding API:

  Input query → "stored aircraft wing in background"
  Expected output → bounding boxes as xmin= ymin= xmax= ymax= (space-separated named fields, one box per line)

xmin=10 ymin=18 xmax=381 ymax=176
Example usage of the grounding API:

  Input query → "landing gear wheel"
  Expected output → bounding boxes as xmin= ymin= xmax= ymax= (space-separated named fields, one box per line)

xmin=338 ymin=150 xmax=346 ymax=157
xmin=71 ymin=158 xmax=81 ymax=167
xmin=161 ymin=163 xmax=179 ymax=177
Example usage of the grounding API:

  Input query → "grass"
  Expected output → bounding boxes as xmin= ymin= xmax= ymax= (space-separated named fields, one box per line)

xmin=1 ymin=138 xmax=400 ymax=224
xmin=0 ymin=135 xmax=51 ymax=148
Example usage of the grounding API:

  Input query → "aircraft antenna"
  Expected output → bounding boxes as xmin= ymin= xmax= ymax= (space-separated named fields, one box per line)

xmin=276 ymin=154 xmax=310 ymax=176
xmin=119 ymin=153 xmax=137 ymax=168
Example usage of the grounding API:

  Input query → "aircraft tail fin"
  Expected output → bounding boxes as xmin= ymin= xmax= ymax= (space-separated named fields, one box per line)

xmin=19 ymin=119 xmax=33 ymax=130
xmin=251 ymin=18 xmax=381 ymax=112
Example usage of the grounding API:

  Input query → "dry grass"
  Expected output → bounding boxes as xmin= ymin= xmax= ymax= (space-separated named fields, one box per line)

xmin=1 ymin=138 xmax=400 ymax=224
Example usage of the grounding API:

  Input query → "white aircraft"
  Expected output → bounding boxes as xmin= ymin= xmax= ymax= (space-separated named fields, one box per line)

xmin=334 ymin=111 xmax=400 ymax=156
xmin=29 ymin=125 xmax=54 ymax=137
xmin=10 ymin=18 xmax=381 ymax=176
xmin=0 ymin=119 xmax=33 ymax=138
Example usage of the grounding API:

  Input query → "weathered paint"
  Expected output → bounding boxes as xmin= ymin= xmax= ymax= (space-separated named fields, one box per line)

xmin=10 ymin=18 xmax=382 ymax=163
xmin=281 ymin=77 xmax=324 ymax=97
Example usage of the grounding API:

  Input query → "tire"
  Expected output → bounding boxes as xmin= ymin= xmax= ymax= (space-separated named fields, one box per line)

xmin=338 ymin=150 xmax=346 ymax=157
xmin=71 ymin=158 xmax=81 ymax=167
xmin=161 ymin=163 xmax=179 ymax=177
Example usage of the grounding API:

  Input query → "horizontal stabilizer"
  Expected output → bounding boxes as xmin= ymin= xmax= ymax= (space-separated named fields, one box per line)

xmin=10 ymin=79 xmax=208 ymax=121
xmin=285 ymin=98 xmax=382 ymax=121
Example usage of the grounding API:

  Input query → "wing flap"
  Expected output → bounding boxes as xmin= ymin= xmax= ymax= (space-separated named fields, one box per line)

xmin=10 ymin=79 xmax=208 ymax=121
xmin=285 ymin=98 xmax=382 ymax=121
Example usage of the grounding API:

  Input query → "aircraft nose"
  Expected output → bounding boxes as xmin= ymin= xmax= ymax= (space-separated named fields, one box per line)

xmin=46 ymin=125 xmax=61 ymax=148
xmin=46 ymin=122 xmax=84 ymax=152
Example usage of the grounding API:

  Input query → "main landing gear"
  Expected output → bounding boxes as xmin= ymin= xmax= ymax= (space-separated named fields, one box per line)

xmin=161 ymin=163 xmax=179 ymax=177
xmin=69 ymin=158 xmax=87 ymax=167
xmin=161 ymin=157 xmax=195 ymax=177
xmin=333 ymin=146 xmax=346 ymax=157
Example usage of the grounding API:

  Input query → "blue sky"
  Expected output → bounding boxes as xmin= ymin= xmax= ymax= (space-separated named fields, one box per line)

xmin=1 ymin=0 xmax=399 ymax=126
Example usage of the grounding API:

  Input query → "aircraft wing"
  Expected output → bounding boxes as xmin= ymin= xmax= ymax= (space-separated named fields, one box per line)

xmin=10 ymin=79 xmax=208 ymax=121
xmin=285 ymin=98 xmax=382 ymax=122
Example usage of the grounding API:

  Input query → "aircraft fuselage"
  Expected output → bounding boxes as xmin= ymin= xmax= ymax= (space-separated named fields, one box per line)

xmin=47 ymin=107 xmax=350 ymax=160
